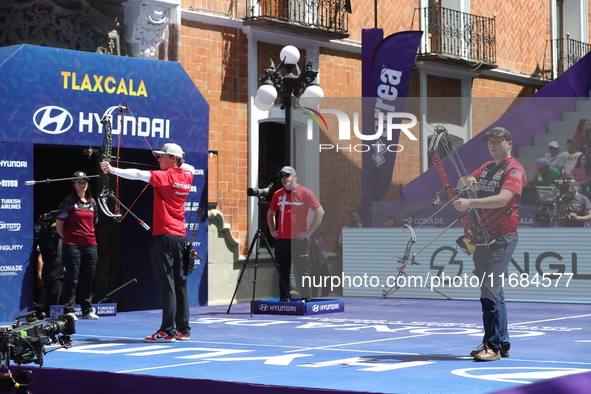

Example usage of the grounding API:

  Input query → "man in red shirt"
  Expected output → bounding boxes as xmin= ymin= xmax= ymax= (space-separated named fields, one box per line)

xmin=267 ymin=166 xmax=324 ymax=302
xmin=453 ymin=127 xmax=526 ymax=361
xmin=101 ymin=143 xmax=194 ymax=343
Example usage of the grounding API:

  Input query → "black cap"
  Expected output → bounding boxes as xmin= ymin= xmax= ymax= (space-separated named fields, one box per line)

xmin=482 ymin=127 xmax=512 ymax=141
xmin=73 ymin=171 xmax=90 ymax=182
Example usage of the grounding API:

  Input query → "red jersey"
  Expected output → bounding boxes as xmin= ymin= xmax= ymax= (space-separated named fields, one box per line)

xmin=471 ymin=156 xmax=525 ymax=236
xmin=56 ymin=196 xmax=98 ymax=247
xmin=574 ymin=130 xmax=585 ymax=152
xmin=149 ymin=167 xmax=194 ymax=236
xmin=269 ymin=185 xmax=321 ymax=239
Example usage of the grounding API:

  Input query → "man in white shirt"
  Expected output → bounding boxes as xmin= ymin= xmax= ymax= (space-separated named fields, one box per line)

xmin=562 ymin=138 xmax=582 ymax=174
xmin=544 ymin=141 xmax=566 ymax=172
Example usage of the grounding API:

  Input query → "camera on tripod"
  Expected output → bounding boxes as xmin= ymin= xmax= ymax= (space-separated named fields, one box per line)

xmin=0 ymin=311 xmax=75 ymax=367
xmin=247 ymin=183 xmax=273 ymax=197
xmin=521 ymin=179 xmax=577 ymax=225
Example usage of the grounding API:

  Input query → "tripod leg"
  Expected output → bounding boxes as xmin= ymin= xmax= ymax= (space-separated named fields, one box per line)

xmin=226 ymin=234 xmax=259 ymax=313
xmin=259 ymin=231 xmax=290 ymax=300
xmin=250 ymin=235 xmax=261 ymax=317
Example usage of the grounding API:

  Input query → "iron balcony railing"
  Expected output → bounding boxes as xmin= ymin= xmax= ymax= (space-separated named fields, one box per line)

xmin=554 ymin=37 xmax=591 ymax=75
xmin=245 ymin=0 xmax=349 ymax=34
xmin=414 ymin=5 xmax=496 ymax=64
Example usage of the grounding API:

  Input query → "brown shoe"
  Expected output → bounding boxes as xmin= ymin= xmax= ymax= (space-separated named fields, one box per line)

xmin=470 ymin=345 xmax=509 ymax=358
xmin=473 ymin=344 xmax=501 ymax=361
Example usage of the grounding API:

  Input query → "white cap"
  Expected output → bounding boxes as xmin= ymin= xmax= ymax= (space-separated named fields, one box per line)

xmin=548 ymin=141 xmax=559 ymax=149
xmin=154 ymin=143 xmax=185 ymax=158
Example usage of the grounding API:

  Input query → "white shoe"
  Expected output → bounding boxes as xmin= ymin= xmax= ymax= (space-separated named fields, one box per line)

xmin=66 ymin=312 xmax=78 ymax=321
xmin=80 ymin=307 xmax=99 ymax=320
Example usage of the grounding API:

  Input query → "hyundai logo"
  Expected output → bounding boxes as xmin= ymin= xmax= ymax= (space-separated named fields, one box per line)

xmin=258 ymin=304 xmax=269 ymax=312
xmin=33 ymin=106 xmax=74 ymax=134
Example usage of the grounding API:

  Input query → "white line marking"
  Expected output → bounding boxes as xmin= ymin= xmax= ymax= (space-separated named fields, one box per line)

xmin=62 ymin=344 xmax=171 ymax=354
xmin=117 ymin=361 xmax=209 ymax=373
xmin=207 ymin=354 xmax=314 ymax=365
xmin=285 ymin=333 xmax=430 ymax=353
xmin=511 ymin=313 xmax=591 ymax=325
xmin=452 ymin=367 xmax=591 ymax=385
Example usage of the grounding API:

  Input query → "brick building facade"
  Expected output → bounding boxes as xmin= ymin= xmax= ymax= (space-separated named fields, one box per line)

xmin=177 ymin=0 xmax=590 ymax=256
xmin=1 ymin=0 xmax=589 ymax=303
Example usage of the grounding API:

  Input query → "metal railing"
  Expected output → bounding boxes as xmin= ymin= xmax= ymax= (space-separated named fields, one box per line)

xmin=414 ymin=5 xmax=496 ymax=64
xmin=554 ymin=37 xmax=591 ymax=75
xmin=245 ymin=0 xmax=348 ymax=34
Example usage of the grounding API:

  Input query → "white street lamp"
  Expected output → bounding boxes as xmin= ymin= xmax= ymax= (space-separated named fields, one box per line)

xmin=254 ymin=46 xmax=324 ymax=165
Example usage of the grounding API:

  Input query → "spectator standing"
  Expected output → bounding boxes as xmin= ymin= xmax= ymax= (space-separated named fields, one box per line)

xmin=34 ymin=217 xmax=64 ymax=317
xmin=56 ymin=171 xmax=99 ymax=321
xmin=267 ymin=166 xmax=325 ymax=302
xmin=573 ymin=118 xmax=590 ymax=152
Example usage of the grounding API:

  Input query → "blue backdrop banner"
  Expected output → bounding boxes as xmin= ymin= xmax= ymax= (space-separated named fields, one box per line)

xmin=0 ymin=45 xmax=209 ymax=320
xmin=0 ymin=143 xmax=34 ymax=320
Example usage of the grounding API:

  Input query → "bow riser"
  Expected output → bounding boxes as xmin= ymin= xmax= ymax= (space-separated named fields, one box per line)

xmin=98 ymin=104 xmax=151 ymax=231
xmin=429 ymin=126 xmax=478 ymax=242
xmin=382 ymin=224 xmax=416 ymax=297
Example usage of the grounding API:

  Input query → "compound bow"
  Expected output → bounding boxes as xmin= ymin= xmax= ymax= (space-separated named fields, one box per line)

xmin=381 ymin=224 xmax=416 ymax=297
xmin=97 ymin=103 xmax=150 ymax=231
xmin=381 ymin=125 xmax=495 ymax=299
xmin=428 ymin=125 xmax=495 ymax=254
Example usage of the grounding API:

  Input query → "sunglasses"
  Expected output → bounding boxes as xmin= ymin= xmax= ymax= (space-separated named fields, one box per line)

xmin=279 ymin=173 xmax=291 ymax=179
xmin=486 ymin=130 xmax=509 ymax=140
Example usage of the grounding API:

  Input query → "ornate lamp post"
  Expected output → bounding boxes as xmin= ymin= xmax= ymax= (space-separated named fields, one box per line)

xmin=254 ymin=45 xmax=324 ymax=165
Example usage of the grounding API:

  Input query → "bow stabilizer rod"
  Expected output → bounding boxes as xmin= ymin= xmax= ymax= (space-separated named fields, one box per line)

xmin=24 ymin=174 xmax=104 ymax=186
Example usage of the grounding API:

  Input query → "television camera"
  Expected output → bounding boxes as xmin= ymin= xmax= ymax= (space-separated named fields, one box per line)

xmin=521 ymin=179 xmax=576 ymax=226
xmin=0 ymin=311 xmax=75 ymax=367
xmin=34 ymin=211 xmax=58 ymax=235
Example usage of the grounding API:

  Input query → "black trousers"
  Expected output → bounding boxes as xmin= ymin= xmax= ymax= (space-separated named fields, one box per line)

xmin=62 ymin=244 xmax=97 ymax=315
xmin=35 ymin=278 xmax=63 ymax=316
xmin=274 ymin=238 xmax=312 ymax=299
xmin=151 ymin=234 xmax=190 ymax=336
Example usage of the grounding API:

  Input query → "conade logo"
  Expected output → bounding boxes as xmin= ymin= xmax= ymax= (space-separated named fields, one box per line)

xmin=33 ymin=106 xmax=74 ymax=134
